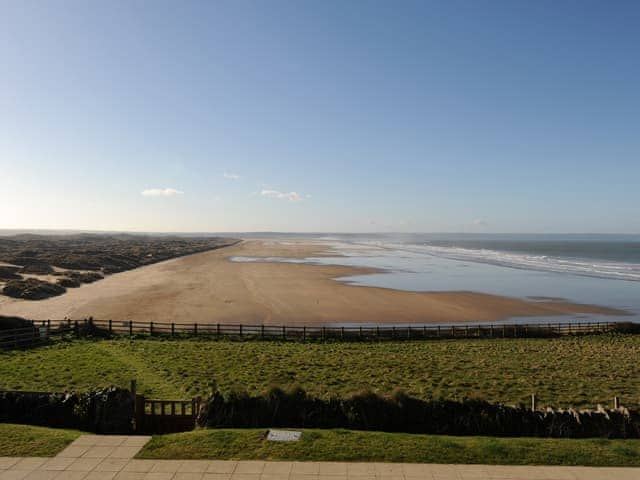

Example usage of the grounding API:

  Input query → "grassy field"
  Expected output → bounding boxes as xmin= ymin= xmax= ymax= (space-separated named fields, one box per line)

xmin=1 ymin=335 xmax=640 ymax=408
xmin=138 ymin=428 xmax=640 ymax=466
xmin=0 ymin=424 xmax=80 ymax=456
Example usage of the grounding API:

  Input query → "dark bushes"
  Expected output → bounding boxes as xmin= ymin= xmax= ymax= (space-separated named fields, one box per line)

xmin=55 ymin=271 xmax=104 ymax=288
xmin=610 ymin=322 xmax=640 ymax=334
xmin=0 ymin=315 xmax=32 ymax=330
xmin=0 ymin=387 xmax=133 ymax=433
xmin=2 ymin=278 xmax=66 ymax=300
xmin=74 ymin=271 xmax=104 ymax=283
xmin=18 ymin=262 xmax=54 ymax=275
xmin=197 ymin=387 xmax=640 ymax=439
xmin=0 ymin=266 xmax=22 ymax=280
xmin=57 ymin=277 xmax=81 ymax=288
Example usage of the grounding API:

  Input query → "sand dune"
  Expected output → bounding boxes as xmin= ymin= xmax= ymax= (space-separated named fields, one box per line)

xmin=0 ymin=240 xmax=627 ymax=325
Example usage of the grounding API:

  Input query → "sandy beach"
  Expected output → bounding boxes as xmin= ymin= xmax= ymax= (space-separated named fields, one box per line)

xmin=0 ymin=240 xmax=627 ymax=325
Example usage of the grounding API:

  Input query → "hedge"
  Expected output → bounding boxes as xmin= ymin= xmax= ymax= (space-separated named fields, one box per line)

xmin=0 ymin=387 xmax=133 ymax=433
xmin=197 ymin=387 xmax=640 ymax=438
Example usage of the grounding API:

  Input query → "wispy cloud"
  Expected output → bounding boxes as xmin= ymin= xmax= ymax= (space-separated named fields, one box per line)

xmin=260 ymin=189 xmax=304 ymax=202
xmin=473 ymin=218 xmax=488 ymax=226
xmin=223 ymin=172 xmax=240 ymax=180
xmin=141 ymin=187 xmax=184 ymax=197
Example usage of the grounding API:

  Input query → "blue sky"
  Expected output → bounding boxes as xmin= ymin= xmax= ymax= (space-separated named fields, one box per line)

xmin=1 ymin=0 xmax=639 ymax=233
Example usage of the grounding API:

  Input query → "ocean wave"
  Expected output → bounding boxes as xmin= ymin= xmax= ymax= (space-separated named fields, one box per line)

xmin=346 ymin=241 xmax=640 ymax=282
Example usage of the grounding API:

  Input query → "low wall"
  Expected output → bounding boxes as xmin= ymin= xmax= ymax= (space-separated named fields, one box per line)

xmin=0 ymin=387 xmax=133 ymax=433
xmin=4 ymin=385 xmax=639 ymax=438
xmin=197 ymin=387 xmax=640 ymax=439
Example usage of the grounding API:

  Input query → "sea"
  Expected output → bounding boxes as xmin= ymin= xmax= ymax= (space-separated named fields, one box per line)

xmin=234 ymin=233 xmax=640 ymax=324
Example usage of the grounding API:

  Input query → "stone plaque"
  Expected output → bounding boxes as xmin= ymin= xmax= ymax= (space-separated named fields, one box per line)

xmin=266 ymin=429 xmax=302 ymax=442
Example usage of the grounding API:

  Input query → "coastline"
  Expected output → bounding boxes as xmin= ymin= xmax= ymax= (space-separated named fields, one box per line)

xmin=0 ymin=240 xmax=628 ymax=325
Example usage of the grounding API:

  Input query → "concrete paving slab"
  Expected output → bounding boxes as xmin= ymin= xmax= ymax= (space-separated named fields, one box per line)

xmin=3 ymin=435 xmax=640 ymax=479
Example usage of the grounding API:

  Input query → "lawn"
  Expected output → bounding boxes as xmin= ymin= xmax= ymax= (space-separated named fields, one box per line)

xmin=1 ymin=334 xmax=639 ymax=408
xmin=137 ymin=428 xmax=640 ymax=466
xmin=0 ymin=424 xmax=81 ymax=456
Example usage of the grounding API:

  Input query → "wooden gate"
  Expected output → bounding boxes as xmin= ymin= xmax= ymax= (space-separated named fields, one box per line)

xmin=134 ymin=394 xmax=199 ymax=434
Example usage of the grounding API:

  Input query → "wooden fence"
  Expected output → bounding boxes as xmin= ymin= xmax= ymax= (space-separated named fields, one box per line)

xmin=134 ymin=393 xmax=199 ymax=434
xmin=0 ymin=319 xmax=631 ymax=350
xmin=82 ymin=318 xmax=623 ymax=341
xmin=0 ymin=322 xmax=74 ymax=350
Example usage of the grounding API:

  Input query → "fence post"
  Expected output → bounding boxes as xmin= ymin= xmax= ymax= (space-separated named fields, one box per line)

xmin=217 ymin=323 xmax=220 ymax=337
xmin=261 ymin=325 xmax=265 ymax=339
xmin=614 ymin=396 xmax=620 ymax=409
xmin=195 ymin=395 xmax=202 ymax=419
xmin=109 ymin=319 xmax=113 ymax=335
xmin=74 ymin=320 xmax=79 ymax=338
xmin=437 ymin=325 xmax=441 ymax=338
xmin=531 ymin=394 xmax=536 ymax=411
xmin=194 ymin=323 xmax=198 ymax=336
xmin=392 ymin=326 xmax=395 ymax=339
xmin=322 ymin=326 xmax=326 ymax=341
xmin=239 ymin=324 xmax=243 ymax=338
xmin=303 ymin=326 xmax=306 ymax=342
xmin=135 ymin=394 xmax=145 ymax=433
xmin=376 ymin=325 xmax=380 ymax=340
xmin=130 ymin=379 xmax=138 ymax=431
xmin=129 ymin=321 xmax=133 ymax=338
xmin=171 ymin=323 xmax=175 ymax=336
xmin=282 ymin=325 xmax=286 ymax=340
xmin=341 ymin=327 xmax=344 ymax=340
xmin=150 ymin=322 xmax=154 ymax=336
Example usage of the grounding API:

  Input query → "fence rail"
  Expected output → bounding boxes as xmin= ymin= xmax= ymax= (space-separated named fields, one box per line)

xmin=0 ymin=319 xmax=632 ymax=350
xmin=78 ymin=318 xmax=625 ymax=341
xmin=0 ymin=322 xmax=74 ymax=350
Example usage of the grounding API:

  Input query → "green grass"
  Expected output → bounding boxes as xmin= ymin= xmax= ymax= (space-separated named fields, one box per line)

xmin=0 ymin=424 xmax=81 ymax=456
xmin=1 ymin=335 xmax=640 ymax=408
xmin=137 ymin=428 xmax=640 ymax=466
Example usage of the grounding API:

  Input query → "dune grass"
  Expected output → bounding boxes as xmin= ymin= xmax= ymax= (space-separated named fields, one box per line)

xmin=1 ymin=334 xmax=640 ymax=408
xmin=137 ymin=428 xmax=640 ymax=466
xmin=0 ymin=424 xmax=81 ymax=456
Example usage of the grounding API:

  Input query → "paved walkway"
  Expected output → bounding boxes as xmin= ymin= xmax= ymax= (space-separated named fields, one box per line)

xmin=1 ymin=435 xmax=639 ymax=480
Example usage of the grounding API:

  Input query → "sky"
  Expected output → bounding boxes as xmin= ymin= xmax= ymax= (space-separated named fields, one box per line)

xmin=1 ymin=0 xmax=639 ymax=233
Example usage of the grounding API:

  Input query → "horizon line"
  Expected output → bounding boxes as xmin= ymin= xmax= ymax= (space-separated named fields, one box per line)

xmin=2 ymin=228 xmax=640 ymax=237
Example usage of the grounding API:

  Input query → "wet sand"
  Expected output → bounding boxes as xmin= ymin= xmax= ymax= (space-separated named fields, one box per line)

xmin=0 ymin=240 xmax=628 ymax=325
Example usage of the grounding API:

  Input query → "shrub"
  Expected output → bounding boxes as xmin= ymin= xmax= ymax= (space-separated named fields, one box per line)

xmin=0 ymin=387 xmax=133 ymax=433
xmin=196 ymin=386 xmax=640 ymax=438
xmin=2 ymin=278 xmax=66 ymax=300
xmin=18 ymin=262 xmax=55 ymax=275
xmin=0 ymin=315 xmax=32 ymax=330
xmin=0 ymin=266 xmax=22 ymax=280
xmin=57 ymin=278 xmax=81 ymax=288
